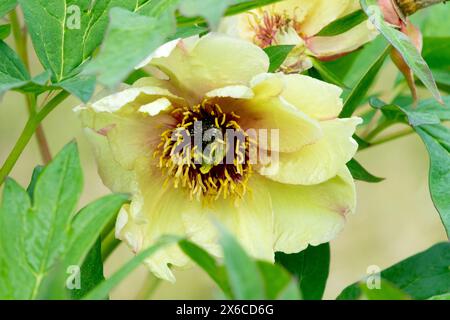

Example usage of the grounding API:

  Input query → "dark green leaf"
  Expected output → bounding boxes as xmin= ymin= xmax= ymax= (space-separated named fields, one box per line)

xmin=0 ymin=24 xmax=11 ymax=39
xmin=312 ymin=58 xmax=348 ymax=88
xmin=264 ymin=45 xmax=295 ymax=73
xmin=338 ymin=242 xmax=450 ymax=299
xmin=217 ymin=223 xmax=265 ymax=300
xmin=347 ymin=159 xmax=384 ymax=183
xmin=416 ymin=125 xmax=450 ymax=237
xmin=26 ymin=165 xmax=44 ymax=200
xmin=0 ymin=40 xmax=30 ymax=95
xmin=66 ymin=193 xmax=129 ymax=267
xmin=361 ymin=0 xmax=442 ymax=102
xmin=339 ymin=44 xmax=389 ymax=117
xmin=179 ymin=239 xmax=232 ymax=298
xmin=317 ymin=10 xmax=367 ymax=37
xmin=275 ymin=243 xmax=330 ymax=300
xmin=83 ymin=236 xmax=179 ymax=300
xmin=257 ymin=261 xmax=292 ymax=300
xmin=70 ymin=239 xmax=105 ymax=300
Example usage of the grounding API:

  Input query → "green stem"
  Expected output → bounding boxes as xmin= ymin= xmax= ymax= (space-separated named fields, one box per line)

xmin=0 ymin=91 xmax=69 ymax=184
xmin=364 ymin=120 xmax=393 ymax=141
xmin=9 ymin=9 xmax=53 ymax=164
xmin=369 ymin=128 xmax=414 ymax=146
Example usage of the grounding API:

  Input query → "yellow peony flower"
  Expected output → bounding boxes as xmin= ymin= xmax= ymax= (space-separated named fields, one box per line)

xmin=219 ymin=0 xmax=378 ymax=72
xmin=77 ymin=34 xmax=361 ymax=282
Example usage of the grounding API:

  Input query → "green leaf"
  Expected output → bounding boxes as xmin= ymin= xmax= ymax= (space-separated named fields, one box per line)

xmin=26 ymin=165 xmax=44 ymax=200
xmin=263 ymin=45 xmax=295 ymax=73
xmin=83 ymin=7 xmax=174 ymax=88
xmin=179 ymin=239 xmax=232 ymax=298
xmin=83 ymin=236 xmax=179 ymax=300
xmin=0 ymin=24 xmax=11 ymax=39
xmin=339 ymin=43 xmax=389 ymax=117
xmin=275 ymin=243 xmax=330 ymax=300
xmin=70 ymin=239 xmax=105 ymax=300
xmin=347 ymin=159 xmax=384 ymax=183
xmin=370 ymin=96 xmax=450 ymax=127
xmin=24 ymin=142 xmax=83 ymax=277
xmin=338 ymin=242 xmax=450 ymax=300
xmin=312 ymin=58 xmax=348 ymax=88
xmin=422 ymin=37 xmax=450 ymax=91
xmin=178 ymin=0 xmax=248 ymax=29
xmin=359 ymin=279 xmax=411 ymax=300
xmin=0 ymin=0 xmax=16 ymax=17
xmin=361 ymin=0 xmax=442 ymax=103
xmin=0 ymin=179 xmax=34 ymax=299
xmin=58 ymin=74 xmax=96 ymax=103
xmin=18 ymin=0 xmax=135 ymax=82
xmin=66 ymin=193 xmax=129 ymax=267
xmin=257 ymin=261 xmax=292 ymax=300
xmin=217 ymin=223 xmax=265 ymax=300
xmin=416 ymin=125 xmax=450 ymax=237
xmin=0 ymin=40 xmax=30 ymax=95
xmin=317 ymin=9 xmax=367 ymax=37
xmin=428 ymin=293 xmax=450 ymax=300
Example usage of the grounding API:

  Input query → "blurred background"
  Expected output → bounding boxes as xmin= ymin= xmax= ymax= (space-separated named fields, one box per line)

xmin=0 ymin=5 xmax=448 ymax=300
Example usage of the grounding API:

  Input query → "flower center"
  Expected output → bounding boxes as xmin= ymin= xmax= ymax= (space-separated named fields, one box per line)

xmin=249 ymin=9 xmax=302 ymax=48
xmin=155 ymin=100 xmax=253 ymax=202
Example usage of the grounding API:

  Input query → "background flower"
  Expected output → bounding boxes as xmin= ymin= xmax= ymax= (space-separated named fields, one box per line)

xmin=219 ymin=0 xmax=378 ymax=72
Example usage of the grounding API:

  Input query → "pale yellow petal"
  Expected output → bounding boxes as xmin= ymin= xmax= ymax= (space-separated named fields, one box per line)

xmin=279 ymin=74 xmax=344 ymax=120
xmin=230 ymin=73 xmax=323 ymax=153
xmin=308 ymin=22 xmax=378 ymax=58
xmin=259 ymin=117 xmax=362 ymax=185
xmin=300 ymin=0 xmax=350 ymax=37
xmin=150 ymin=33 xmax=269 ymax=103
xmin=267 ymin=167 xmax=356 ymax=254
xmin=206 ymin=85 xmax=254 ymax=99
xmin=83 ymin=128 xmax=137 ymax=193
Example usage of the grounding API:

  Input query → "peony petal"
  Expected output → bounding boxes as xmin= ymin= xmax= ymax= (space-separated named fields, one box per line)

xmin=205 ymin=175 xmax=274 ymax=261
xmin=150 ymin=33 xmax=269 ymax=103
xmin=300 ymin=0 xmax=350 ymax=37
xmin=278 ymin=73 xmax=344 ymax=120
xmin=267 ymin=167 xmax=356 ymax=254
xmin=116 ymin=159 xmax=202 ymax=282
xmin=308 ymin=22 xmax=378 ymax=58
xmin=206 ymin=85 xmax=254 ymax=100
xmin=225 ymin=73 xmax=323 ymax=153
xmin=258 ymin=117 xmax=362 ymax=185
xmin=83 ymin=128 xmax=137 ymax=194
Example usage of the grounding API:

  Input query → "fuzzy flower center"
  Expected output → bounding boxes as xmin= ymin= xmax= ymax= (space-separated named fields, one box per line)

xmin=155 ymin=100 xmax=253 ymax=202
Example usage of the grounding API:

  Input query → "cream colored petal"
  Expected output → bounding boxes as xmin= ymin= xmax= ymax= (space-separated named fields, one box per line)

xmin=150 ymin=33 xmax=269 ymax=103
xmin=224 ymin=73 xmax=323 ymax=153
xmin=116 ymin=160 xmax=200 ymax=282
xmin=83 ymin=128 xmax=137 ymax=194
xmin=300 ymin=0 xmax=350 ymax=37
xmin=206 ymin=85 xmax=254 ymax=99
xmin=308 ymin=22 xmax=378 ymax=58
xmin=136 ymin=38 xmax=182 ymax=69
xmin=279 ymin=74 xmax=344 ymax=120
xmin=259 ymin=117 xmax=362 ymax=185
xmin=267 ymin=167 xmax=356 ymax=254
xmin=203 ymin=175 xmax=275 ymax=262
